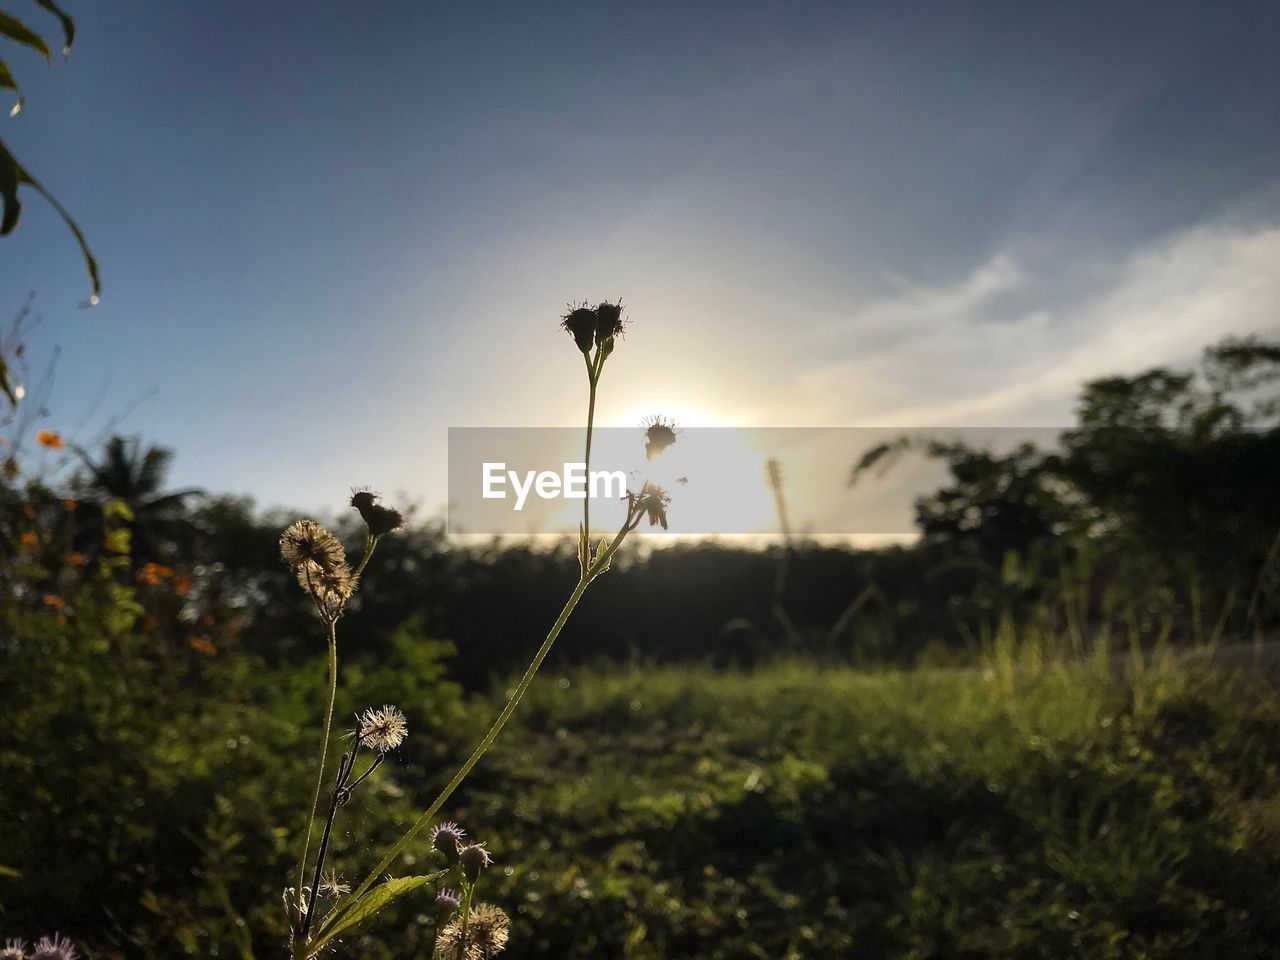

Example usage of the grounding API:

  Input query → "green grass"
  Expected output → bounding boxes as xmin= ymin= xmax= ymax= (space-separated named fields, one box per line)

xmin=432 ymin=653 xmax=1280 ymax=959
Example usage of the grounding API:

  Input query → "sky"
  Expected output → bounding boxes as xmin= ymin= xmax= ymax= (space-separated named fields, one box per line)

xmin=3 ymin=0 xmax=1279 ymax=519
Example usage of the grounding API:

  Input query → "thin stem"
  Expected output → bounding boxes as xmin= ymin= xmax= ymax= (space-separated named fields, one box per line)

xmin=319 ymin=571 xmax=596 ymax=940
xmin=297 ymin=619 xmax=339 ymax=902
xmin=302 ymin=752 xmax=352 ymax=939
xmin=344 ymin=752 xmax=384 ymax=793
xmin=582 ymin=350 xmax=599 ymax=542
xmin=459 ymin=882 xmax=476 ymax=954
xmin=351 ymin=533 xmax=378 ymax=580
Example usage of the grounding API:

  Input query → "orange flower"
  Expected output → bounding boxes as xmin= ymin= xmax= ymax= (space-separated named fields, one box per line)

xmin=63 ymin=498 xmax=78 ymax=511
xmin=188 ymin=635 xmax=217 ymax=656
xmin=36 ymin=430 xmax=64 ymax=449
xmin=18 ymin=530 xmax=38 ymax=551
xmin=174 ymin=575 xmax=193 ymax=596
xmin=42 ymin=593 xmax=64 ymax=608
xmin=65 ymin=551 xmax=88 ymax=566
xmin=137 ymin=562 xmax=175 ymax=586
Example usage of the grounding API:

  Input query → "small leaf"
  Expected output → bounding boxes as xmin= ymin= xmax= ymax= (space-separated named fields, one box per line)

xmin=32 ymin=0 xmax=74 ymax=53
xmin=0 ymin=11 xmax=52 ymax=61
xmin=309 ymin=872 xmax=445 ymax=953
xmin=0 ymin=58 xmax=23 ymax=114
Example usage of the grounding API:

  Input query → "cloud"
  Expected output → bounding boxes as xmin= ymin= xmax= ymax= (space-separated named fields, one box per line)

xmin=791 ymin=219 xmax=1280 ymax=426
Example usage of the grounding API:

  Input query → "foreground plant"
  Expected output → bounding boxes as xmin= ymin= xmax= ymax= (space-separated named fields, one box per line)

xmin=283 ymin=302 xmax=675 ymax=958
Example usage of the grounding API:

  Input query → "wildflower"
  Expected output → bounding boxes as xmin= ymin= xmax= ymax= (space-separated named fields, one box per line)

xmin=188 ymin=636 xmax=217 ymax=656
xmin=350 ymin=488 xmax=405 ymax=537
xmin=468 ymin=902 xmax=511 ymax=956
xmin=279 ymin=519 xmax=346 ymax=572
xmin=434 ymin=919 xmax=480 ymax=960
xmin=561 ymin=303 xmax=597 ymax=354
xmin=2 ymin=940 xmax=27 ymax=960
xmin=355 ymin=704 xmax=408 ymax=753
xmin=35 ymin=430 xmax=64 ymax=449
xmin=459 ymin=842 xmax=492 ymax=883
xmin=318 ymin=870 xmax=350 ymax=898
xmin=594 ymin=300 xmax=624 ymax=346
xmin=642 ymin=415 xmax=678 ymax=460
xmin=297 ymin=558 xmax=357 ymax=615
xmin=435 ymin=887 xmax=463 ymax=914
xmin=431 ymin=821 xmax=466 ymax=863
xmin=629 ymin=483 xmax=671 ymax=530
xmin=31 ymin=935 xmax=76 ymax=960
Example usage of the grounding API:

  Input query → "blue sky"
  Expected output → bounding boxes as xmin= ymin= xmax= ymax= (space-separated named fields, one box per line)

xmin=3 ymin=1 xmax=1279 ymax=514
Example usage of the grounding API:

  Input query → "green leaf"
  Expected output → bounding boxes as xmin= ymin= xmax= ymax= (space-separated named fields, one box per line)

xmin=0 ymin=58 xmax=23 ymax=114
xmin=32 ymin=0 xmax=74 ymax=53
xmin=0 ymin=11 xmax=52 ymax=61
xmin=0 ymin=136 xmax=100 ymax=301
xmin=309 ymin=871 xmax=445 ymax=953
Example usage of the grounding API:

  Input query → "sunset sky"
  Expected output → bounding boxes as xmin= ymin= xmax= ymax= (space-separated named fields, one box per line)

xmin=6 ymin=1 xmax=1279 ymax=516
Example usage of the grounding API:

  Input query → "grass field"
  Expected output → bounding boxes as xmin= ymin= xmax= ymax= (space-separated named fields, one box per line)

xmin=408 ymin=650 xmax=1280 ymax=959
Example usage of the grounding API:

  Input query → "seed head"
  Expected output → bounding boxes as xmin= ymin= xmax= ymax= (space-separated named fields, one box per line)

xmin=561 ymin=303 xmax=597 ymax=354
xmin=435 ymin=919 xmax=480 ymax=960
xmin=459 ymin=842 xmax=493 ymax=883
xmin=629 ymin=482 xmax=672 ymax=531
xmin=594 ymin=300 xmax=625 ymax=346
xmin=31 ymin=935 xmax=76 ymax=960
xmin=468 ymin=902 xmax=511 ymax=956
xmin=642 ymin=415 xmax=678 ymax=460
xmin=318 ymin=870 xmax=350 ymax=898
xmin=350 ymin=488 xmax=404 ymax=537
xmin=431 ymin=821 xmax=466 ymax=863
xmin=297 ymin=559 xmax=358 ymax=618
xmin=356 ymin=704 xmax=408 ymax=753
xmin=280 ymin=520 xmax=346 ymax=572
xmin=2 ymin=941 xmax=27 ymax=960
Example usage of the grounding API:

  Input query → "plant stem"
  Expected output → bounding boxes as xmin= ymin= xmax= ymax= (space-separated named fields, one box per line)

xmin=302 ymin=752 xmax=352 ymax=939
xmin=317 ymin=571 xmax=595 ymax=942
xmin=459 ymin=882 xmax=476 ymax=953
xmin=582 ymin=351 xmax=598 ymax=542
xmin=297 ymin=618 xmax=339 ymax=903
xmin=352 ymin=534 xmax=378 ymax=580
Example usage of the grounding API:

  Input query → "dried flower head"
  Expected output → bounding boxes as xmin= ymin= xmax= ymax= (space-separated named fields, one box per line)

xmin=459 ymin=842 xmax=493 ymax=883
xmin=642 ymin=415 xmax=678 ymax=460
xmin=594 ymin=300 xmax=625 ymax=345
xmin=280 ymin=519 xmax=346 ymax=572
xmin=351 ymin=488 xmax=404 ymax=537
xmin=297 ymin=559 xmax=357 ymax=617
xmin=468 ymin=902 xmax=511 ymax=956
xmin=431 ymin=821 xmax=466 ymax=863
xmin=2 ymin=941 xmax=27 ymax=960
xmin=630 ymin=482 xmax=671 ymax=530
xmin=356 ymin=704 xmax=408 ymax=753
xmin=435 ymin=918 xmax=480 ymax=960
xmin=31 ymin=935 xmax=76 ymax=960
xmin=560 ymin=303 xmax=597 ymax=354
xmin=318 ymin=870 xmax=351 ymax=898
xmin=435 ymin=887 xmax=463 ymax=914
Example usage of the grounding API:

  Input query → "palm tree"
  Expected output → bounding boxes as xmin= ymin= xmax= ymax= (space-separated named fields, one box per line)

xmin=73 ymin=435 xmax=202 ymax=563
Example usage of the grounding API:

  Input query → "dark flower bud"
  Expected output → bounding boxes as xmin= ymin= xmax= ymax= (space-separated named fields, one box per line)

xmin=458 ymin=842 xmax=492 ymax=883
xmin=561 ymin=304 xmax=597 ymax=354
xmin=351 ymin=488 xmax=404 ymax=537
xmin=628 ymin=482 xmax=671 ymax=530
xmin=643 ymin=416 xmax=678 ymax=460
xmin=594 ymin=301 xmax=624 ymax=346
xmin=434 ymin=887 xmax=463 ymax=916
xmin=430 ymin=821 xmax=466 ymax=864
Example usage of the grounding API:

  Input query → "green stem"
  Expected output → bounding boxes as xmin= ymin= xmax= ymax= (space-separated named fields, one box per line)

xmin=297 ymin=619 xmax=339 ymax=904
xmin=459 ymin=882 xmax=476 ymax=954
xmin=316 ymin=572 xmax=595 ymax=943
xmin=351 ymin=533 xmax=378 ymax=580
xmin=582 ymin=351 xmax=598 ymax=542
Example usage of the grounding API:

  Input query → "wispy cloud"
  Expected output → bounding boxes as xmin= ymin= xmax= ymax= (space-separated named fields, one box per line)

xmin=791 ymin=218 xmax=1280 ymax=427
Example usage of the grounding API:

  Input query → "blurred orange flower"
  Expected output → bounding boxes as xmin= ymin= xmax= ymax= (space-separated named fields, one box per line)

xmin=36 ymin=430 xmax=64 ymax=449
xmin=18 ymin=531 xmax=38 ymax=551
xmin=66 ymin=551 xmax=88 ymax=566
xmin=63 ymin=498 xmax=77 ymax=511
xmin=42 ymin=594 xmax=64 ymax=608
xmin=188 ymin=635 xmax=217 ymax=656
xmin=138 ymin=562 xmax=175 ymax=586
xmin=22 ymin=503 xmax=35 ymax=519
xmin=174 ymin=574 xmax=193 ymax=596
